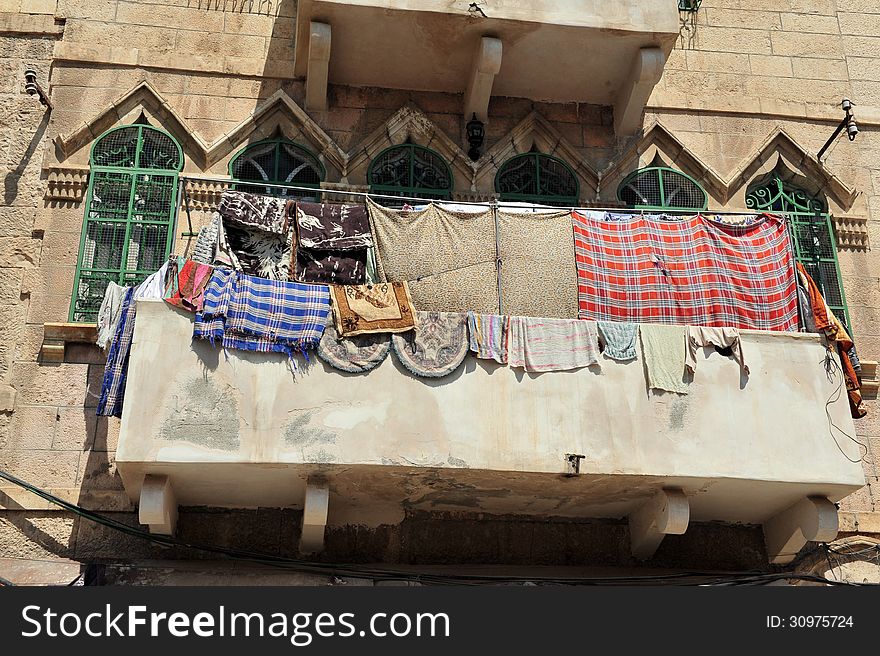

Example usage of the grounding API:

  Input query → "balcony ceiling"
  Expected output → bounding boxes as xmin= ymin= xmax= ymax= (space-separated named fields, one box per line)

xmin=293 ymin=0 xmax=680 ymax=105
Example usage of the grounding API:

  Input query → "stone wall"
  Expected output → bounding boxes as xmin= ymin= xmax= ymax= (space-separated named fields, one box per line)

xmin=1 ymin=0 xmax=879 ymax=578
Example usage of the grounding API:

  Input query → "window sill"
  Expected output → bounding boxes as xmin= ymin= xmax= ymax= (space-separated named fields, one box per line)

xmin=41 ymin=323 xmax=98 ymax=363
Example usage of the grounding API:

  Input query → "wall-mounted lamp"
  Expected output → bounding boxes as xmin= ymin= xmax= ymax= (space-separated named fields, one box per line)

xmin=817 ymin=98 xmax=858 ymax=162
xmin=466 ymin=113 xmax=485 ymax=161
xmin=677 ymin=0 xmax=702 ymax=11
xmin=24 ymin=68 xmax=52 ymax=110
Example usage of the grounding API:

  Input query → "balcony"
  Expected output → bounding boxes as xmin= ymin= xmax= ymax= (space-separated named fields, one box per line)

xmin=293 ymin=0 xmax=680 ymax=133
xmin=116 ymin=300 xmax=865 ymax=563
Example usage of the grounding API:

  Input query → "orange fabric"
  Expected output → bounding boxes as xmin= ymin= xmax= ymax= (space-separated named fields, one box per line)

xmin=797 ymin=263 xmax=865 ymax=419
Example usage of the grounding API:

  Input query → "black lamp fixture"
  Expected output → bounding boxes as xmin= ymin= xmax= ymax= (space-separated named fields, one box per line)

xmin=817 ymin=98 xmax=859 ymax=162
xmin=466 ymin=113 xmax=485 ymax=161
xmin=24 ymin=68 xmax=52 ymax=109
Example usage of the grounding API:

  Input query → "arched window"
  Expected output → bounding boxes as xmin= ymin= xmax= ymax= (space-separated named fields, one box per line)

xmin=368 ymin=144 xmax=453 ymax=201
xmin=70 ymin=125 xmax=183 ymax=322
xmin=617 ymin=166 xmax=708 ymax=211
xmin=495 ymin=153 xmax=579 ymax=206
xmin=746 ymin=174 xmax=849 ymax=328
xmin=229 ymin=139 xmax=324 ymax=198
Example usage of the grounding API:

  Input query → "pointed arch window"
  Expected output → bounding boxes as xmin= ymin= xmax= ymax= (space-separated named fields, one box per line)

xmin=617 ymin=166 xmax=708 ymax=211
xmin=746 ymin=174 xmax=850 ymax=329
xmin=229 ymin=139 xmax=325 ymax=198
xmin=368 ymin=144 xmax=453 ymax=202
xmin=70 ymin=125 xmax=183 ymax=322
xmin=495 ymin=152 xmax=579 ymax=206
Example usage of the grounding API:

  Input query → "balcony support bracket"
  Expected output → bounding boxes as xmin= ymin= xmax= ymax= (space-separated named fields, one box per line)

xmin=763 ymin=496 xmax=838 ymax=565
xmin=628 ymin=488 xmax=689 ymax=560
xmin=614 ymin=47 xmax=666 ymax=136
xmin=300 ymin=477 xmax=330 ymax=554
xmin=463 ymin=36 xmax=503 ymax=123
xmin=306 ymin=21 xmax=331 ymax=111
xmin=138 ymin=474 xmax=178 ymax=536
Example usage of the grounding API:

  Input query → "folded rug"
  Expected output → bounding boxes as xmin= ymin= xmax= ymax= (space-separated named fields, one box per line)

xmin=295 ymin=202 xmax=372 ymax=251
xmin=392 ymin=311 xmax=469 ymax=378
xmin=317 ymin=323 xmax=391 ymax=374
xmin=329 ymin=282 xmax=416 ymax=337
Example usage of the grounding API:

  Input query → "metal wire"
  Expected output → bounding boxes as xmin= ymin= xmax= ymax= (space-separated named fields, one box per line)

xmin=180 ymin=174 xmax=769 ymax=215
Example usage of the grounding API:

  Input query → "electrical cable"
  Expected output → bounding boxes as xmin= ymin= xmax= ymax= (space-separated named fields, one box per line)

xmin=0 ymin=468 xmax=874 ymax=586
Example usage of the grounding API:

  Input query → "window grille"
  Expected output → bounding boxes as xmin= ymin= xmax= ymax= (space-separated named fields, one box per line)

xmin=617 ymin=166 xmax=708 ymax=211
xmin=229 ymin=139 xmax=324 ymax=198
xmin=70 ymin=125 xmax=183 ymax=323
xmin=746 ymin=176 xmax=850 ymax=330
xmin=495 ymin=153 xmax=579 ymax=206
xmin=368 ymin=144 xmax=453 ymax=203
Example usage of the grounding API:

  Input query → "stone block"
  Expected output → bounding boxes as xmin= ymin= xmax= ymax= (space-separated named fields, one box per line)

xmin=55 ymin=0 xmax=117 ymax=21
xmin=11 ymin=361 xmax=89 ymax=406
xmin=686 ymin=51 xmax=751 ymax=74
xmin=0 ymin=512 xmax=77 ymax=560
xmin=0 ymin=267 xmax=22 ymax=304
xmin=0 ymin=237 xmax=40 ymax=268
xmin=0 ymin=449 xmax=80 ymax=487
xmin=792 ymin=57 xmax=850 ymax=81
xmin=116 ymin=1 xmax=224 ymax=33
xmin=19 ymin=0 xmax=55 ymax=14
xmin=91 ymin=415 xmax=119 ymax=452
xmin=0 ymin=206 xmax=35 ymax=238
xmin=52 ymin=406 xmax=97 ymax=450
xmin=177 ymin=30 xmax=265 ymax=59
xmin=694 ymin=26 xmax=774 ymax=55
xmin=0 ymin=384 xmax=15 ymax=412
xmin=770 ymin=31 xmax=843 ymax=59
xmin=838 ymin=13 xmax=880 ymax=38
xmin=76 ymin=450 xmax=124 ymax=492
xmin=780 ymin=12 xmax=842 ymax=34
xmin=749 ymin=54 xmax=793 ymax=78
xmin=5 ymin=404 xmax=56 ymax=450
xmin=708 ymin=8 xmax=782 ymax=31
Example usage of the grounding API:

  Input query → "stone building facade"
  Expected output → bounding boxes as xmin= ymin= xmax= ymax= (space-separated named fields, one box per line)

xmin=1 ymin=0 xmax=879 ymax=584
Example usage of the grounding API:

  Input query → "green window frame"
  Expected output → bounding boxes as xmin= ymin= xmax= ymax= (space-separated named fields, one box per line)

xmin=70 ymin=125 xmax=183 ymax=323
xmin=495 ymin=152 xmax=579 ymax=207
xmin=617 ymin=166 xmax=708 ymax=211
xmin=368 ymin=144 xmax=453 ymax=201
xmin=746 ymin=176 xmax=851 ymax=330
xmin=229 ymin=139 xmax=325 ymax=198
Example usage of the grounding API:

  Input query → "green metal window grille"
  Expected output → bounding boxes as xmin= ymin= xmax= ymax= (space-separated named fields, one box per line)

xmin=368 ymin=144 xmax=453 ymax=202
xmin=617 ymin=166 xmax=708 ymax=211
xmin=746 ymin=176 xmax=851 ymax=330
xmin=495 ymin=153 xmax=579 ymax=207
xmin=229 ymin=139 xmax=325 ymax=198
xmin=70 ymin=125 xmax=183 ymax=323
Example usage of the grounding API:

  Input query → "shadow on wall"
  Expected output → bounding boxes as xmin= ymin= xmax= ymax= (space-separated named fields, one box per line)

xmin=4 ymin=110 xmax=49 ymax=206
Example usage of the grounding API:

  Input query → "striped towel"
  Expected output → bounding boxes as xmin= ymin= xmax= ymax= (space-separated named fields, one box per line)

xmin=96 ymin=287 xmax=137 ymax=417
xmin=225 ymin=273 xmax=330 ymax=356
xmin=467 ymin=312 xmax=509 ymax=364
xmin=508 ymin=316 xmax=600 ymax=373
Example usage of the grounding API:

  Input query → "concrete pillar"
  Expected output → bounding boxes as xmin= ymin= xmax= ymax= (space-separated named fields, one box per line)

xmin=306 ymin=21 xmax=331 ymax=111
xmin=463 ymin=36 xmax=503 ymax=123
xmin=138 ymin=474 xmax=178 ymax=536
xmin=628 ymin=488 xmax=689 ymax=560
xmin=300 ymin=478 xmax=330 ymax=554
xmin=614 ymin=47 xmax=666 ymax=136
xmin=763 ymin=497 xmax=838 ymax=565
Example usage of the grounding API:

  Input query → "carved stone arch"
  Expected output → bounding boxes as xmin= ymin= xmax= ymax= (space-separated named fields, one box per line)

xmin=52 ymin=81 xmax=210 ymax=169
xmin=788 ymin=536 xmax=880 ymax=585
xmin=726 ymin=128 xmax=858 ymax=214
xmin=599 ymin=121 xmax=726 ymax=207
xmin=346 ymin=103 xmax=473 ymax=195
xmin=475 ymin=111 xmax=599 ymax=204
xmin=206 ymin=89 xmax=347 ymax=181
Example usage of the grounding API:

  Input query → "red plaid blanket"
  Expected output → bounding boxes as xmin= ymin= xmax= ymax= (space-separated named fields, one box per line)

xmin=571 ymin=212 xmax=798 ymax=331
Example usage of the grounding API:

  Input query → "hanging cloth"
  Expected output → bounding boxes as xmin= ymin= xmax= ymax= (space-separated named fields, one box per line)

xmin=95 ymin=281 xmax=128 ymax=352
xmin=507 ymin=316 xmax=600 ymax=373
xmin=639 ymin=323 xmax=689 ymax=395
xmin=467 ymin=312 xmax=509 ymax=364
xmin=597 ymin=321 xmax=639 ymax=362
xmin=684 ymin=326 xmax=749 ymax=375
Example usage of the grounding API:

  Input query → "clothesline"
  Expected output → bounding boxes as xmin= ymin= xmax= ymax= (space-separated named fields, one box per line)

xmin=178 ymin=174 xmax=802 ymax=216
